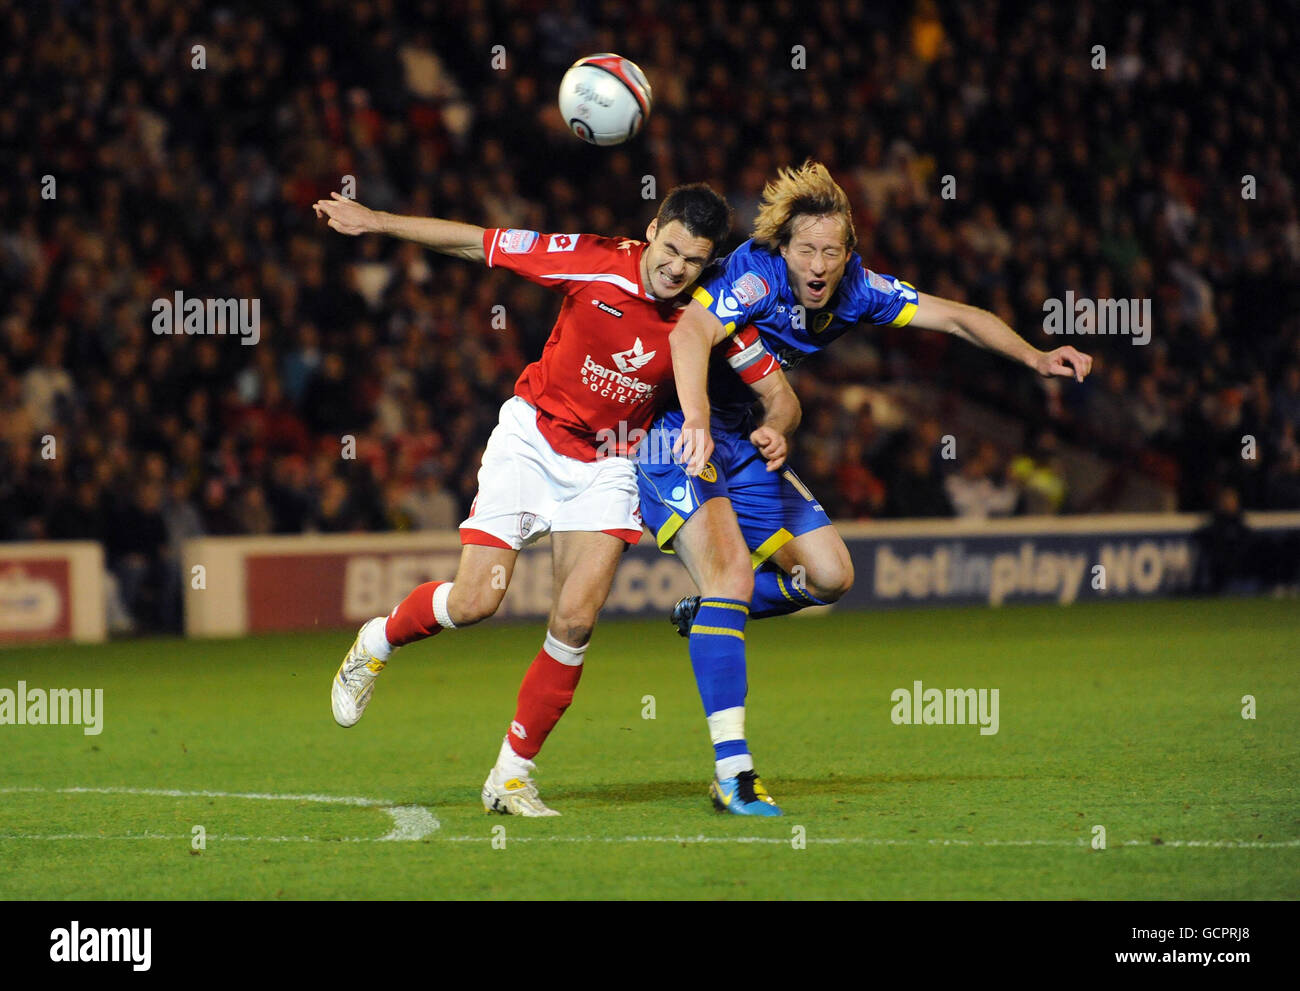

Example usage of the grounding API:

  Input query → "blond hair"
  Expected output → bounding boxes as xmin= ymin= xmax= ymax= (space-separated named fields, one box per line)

xmin=751 ymin=161 xmax=856 ymax=252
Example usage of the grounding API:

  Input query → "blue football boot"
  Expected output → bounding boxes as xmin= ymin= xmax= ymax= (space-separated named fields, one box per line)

xmin=710 ymin=769 xmax=783 ymax=816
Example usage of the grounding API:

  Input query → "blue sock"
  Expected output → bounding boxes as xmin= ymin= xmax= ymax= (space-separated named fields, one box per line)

xmin=688 ymin=597 xmax=751 ymax=771
xmin=750 ymin=564 xmax=830 ymax=618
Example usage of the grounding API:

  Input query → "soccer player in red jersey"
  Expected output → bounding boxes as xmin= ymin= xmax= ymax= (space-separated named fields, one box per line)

xmin=312 ymin=186 xmax=798 ymax=815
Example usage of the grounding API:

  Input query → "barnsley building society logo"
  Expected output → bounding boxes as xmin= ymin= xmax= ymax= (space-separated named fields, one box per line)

xmin=581 ymin=340 xmax=657 ymax=403
xmin=612 ymin=337 xmax=656 ymax=373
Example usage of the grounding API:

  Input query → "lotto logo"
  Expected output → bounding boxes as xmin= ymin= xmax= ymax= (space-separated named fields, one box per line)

xmin=511 ymin=720 xmax=527 ymax=740
xmin=548 ymin=233 xmax=579 ymax=252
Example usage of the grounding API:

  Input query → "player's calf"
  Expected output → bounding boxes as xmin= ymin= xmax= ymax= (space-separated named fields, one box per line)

xmin=330 ymin=551 xmax=513 ymax=727
xmin=445 ymin=581 xmax=508 ymax=626
xmin=332 ymin=581 xmax=457 ymax=727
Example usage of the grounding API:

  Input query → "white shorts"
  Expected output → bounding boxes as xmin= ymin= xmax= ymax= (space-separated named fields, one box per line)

xmin=460 ymin=397 xmax=643 ymax=550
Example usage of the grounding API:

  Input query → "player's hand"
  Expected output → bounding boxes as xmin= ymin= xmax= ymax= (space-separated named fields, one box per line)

xmin=750 ymin=426 xmax=789 ymax=472
xmin=1035 ymin=346 xmax=1093 ymax=382
xmin=312 ymin=192 xmax=380 ymax=236
xmin=673 ymin=417 xmax=714 ymax=477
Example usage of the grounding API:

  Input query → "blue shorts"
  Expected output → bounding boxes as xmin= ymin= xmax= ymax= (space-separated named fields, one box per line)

xmin=634 ymin=409 xmax=830 ymax=567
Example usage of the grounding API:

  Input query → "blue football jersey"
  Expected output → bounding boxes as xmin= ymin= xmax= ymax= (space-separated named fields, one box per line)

xmin=690 ymin=238 xmax=920 ymax=430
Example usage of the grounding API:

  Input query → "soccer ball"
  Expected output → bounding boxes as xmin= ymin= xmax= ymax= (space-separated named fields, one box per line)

xmin=557 ymin=54 xmax=652 ymax=146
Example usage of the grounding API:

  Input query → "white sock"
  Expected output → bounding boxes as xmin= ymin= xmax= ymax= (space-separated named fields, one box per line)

xmin=495 ymin=736 xmax=534 ymax=781
xmin=360 ymin=616 xmax=392 ymax=660
xmin=707 ymin=706 xmax=752 ymax=779
xmin=716 ymin=753 xmax=754 ymax=779
xmin=432 ymin=582 xmax=456 ymax=629
xmin=542 ymin=631 xmax=587 ymax=666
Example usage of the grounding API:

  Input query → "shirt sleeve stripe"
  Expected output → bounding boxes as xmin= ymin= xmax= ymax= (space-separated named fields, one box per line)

xmin=889 ymin=301 xmax=917 ymax=327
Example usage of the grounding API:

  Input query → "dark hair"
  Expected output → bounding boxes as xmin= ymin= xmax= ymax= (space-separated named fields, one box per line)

xmin=655 ymin=182 xmax=732 ymax=250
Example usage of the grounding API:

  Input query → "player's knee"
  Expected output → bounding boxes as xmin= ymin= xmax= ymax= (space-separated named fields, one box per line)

xmin=809 ymin=558 xmax=854 ymax=602
xmin=550 ymin=614 xmax=595 ymax=648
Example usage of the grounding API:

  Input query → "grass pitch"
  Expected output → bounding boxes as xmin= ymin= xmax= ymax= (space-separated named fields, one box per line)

xmin=0 ymin=598 xmax=1296 ymax=900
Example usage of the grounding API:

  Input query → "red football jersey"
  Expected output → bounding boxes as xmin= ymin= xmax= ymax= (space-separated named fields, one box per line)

xmin=483 ymin=228 xmax=684 ymax=460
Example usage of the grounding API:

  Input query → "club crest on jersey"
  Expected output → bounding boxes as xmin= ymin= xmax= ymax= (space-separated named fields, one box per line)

xmin=592 ymin=299 xmax=623 ymax=318
xmin=700 ymin=462 xmax=718 ymax=483
xmin=813 ymin=311 xmax=834 ymax=333
xmin=548 ymin=233 xmax=579 ymax=252
xmin=499 ymin=229 xmax=539 ymax=254
xmin=612 ymin=337 xmax=657 ymax=373
xmin=733 ymin=272 xmax=769 ymax=306
xmin=518 ymin=512 xmax=538 ymax=538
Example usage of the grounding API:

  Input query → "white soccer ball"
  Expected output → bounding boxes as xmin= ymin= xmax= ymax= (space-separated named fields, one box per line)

xmin=557 ymin=53 xmax=652 ymax=146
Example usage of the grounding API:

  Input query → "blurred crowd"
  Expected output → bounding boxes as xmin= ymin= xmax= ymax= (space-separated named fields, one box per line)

xmin=1 ymin=0 xmax=1297 ymax=629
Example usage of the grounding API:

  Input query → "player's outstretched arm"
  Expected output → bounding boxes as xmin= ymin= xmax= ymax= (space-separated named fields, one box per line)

xmin=910 ymin=292 xmax=1093 ymax=382
xmin=311 ymin=192 xmax=486 ymax=262
xmin=669 ymin=300 xmax=730 ymax=476
xmin=748 ymin=368 xmax=800 ymax=472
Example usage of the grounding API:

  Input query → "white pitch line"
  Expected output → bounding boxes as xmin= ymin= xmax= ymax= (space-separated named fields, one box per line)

xmin=0 ymin=833 xmax=428 ymax=843
xmin=2 ymin=833 xmax=1296 ymax=847
xmin=436 ymin=835 xmax=1300 ymax=848
xmin=2 ymin=785 xmax=388 ymax=806
xmin=1 ymin=788 xmax=1295 ymax=848
xmin=0 ymin=786 xmax=440 ymax=842
xmin=1 ymin=832 xmax=1296 ymax=847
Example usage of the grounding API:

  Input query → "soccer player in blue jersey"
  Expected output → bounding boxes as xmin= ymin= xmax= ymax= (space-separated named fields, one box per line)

xmin=638 ymin=161 xmax=1093 ymax=815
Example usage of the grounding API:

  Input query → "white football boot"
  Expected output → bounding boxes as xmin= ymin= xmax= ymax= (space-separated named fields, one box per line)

xmin=332 ymin=618 xmax=388 ymax=727
xmin=481 ymin=759 xmax=561 ymax=817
